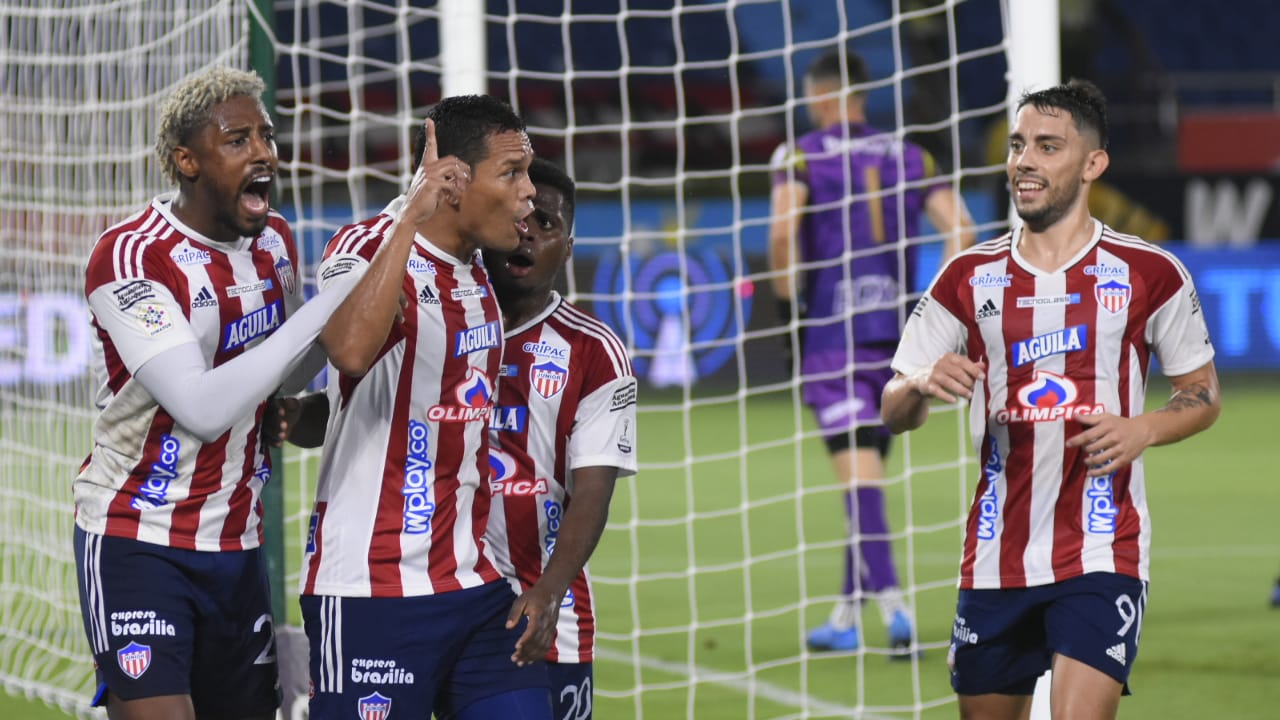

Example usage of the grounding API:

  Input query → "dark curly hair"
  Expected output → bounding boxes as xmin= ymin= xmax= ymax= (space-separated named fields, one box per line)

xmin=1017 ymin=79 xmax=1109 ymax=150
xmin=411 ymin=95 xmax=526 ymax=170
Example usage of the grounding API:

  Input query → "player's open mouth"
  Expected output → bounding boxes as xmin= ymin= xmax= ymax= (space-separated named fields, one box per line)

xmin=505 ymin=251 xmax=534 ymax=278
xmin=240 ymin=173 xmax=274 ymax=218
xmin=514 ymin=219 xmax=529 ymax=234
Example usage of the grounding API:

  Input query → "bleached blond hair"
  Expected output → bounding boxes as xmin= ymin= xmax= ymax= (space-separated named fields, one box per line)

xmin=155 ymin=67 xmax=265 ymax=185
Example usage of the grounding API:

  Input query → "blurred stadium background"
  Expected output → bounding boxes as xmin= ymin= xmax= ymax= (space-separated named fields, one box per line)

xmin=2 ymin=0 xmax=1279 ymax=718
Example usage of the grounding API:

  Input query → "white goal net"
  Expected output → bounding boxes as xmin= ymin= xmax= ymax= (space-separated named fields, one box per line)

xmin=0 ymin=0 xmax=249 ymax=715
xmin=0 ymin=1 xmax=1021 ymax=718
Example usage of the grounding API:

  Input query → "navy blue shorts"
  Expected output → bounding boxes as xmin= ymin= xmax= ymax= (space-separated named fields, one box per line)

xmin=302 ymin=580 xmax=551 ymax=719
xmin=549 ymin=662 xmax=594 ymax=720
xmin=73 ymin=526 xmax=279 ymax=714
xmin=948 ymin=572 xmax=1148 ymax=696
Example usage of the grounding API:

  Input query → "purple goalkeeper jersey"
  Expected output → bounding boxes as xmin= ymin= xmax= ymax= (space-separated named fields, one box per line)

xmin=771 ymin=122 xmax=945 ymax=362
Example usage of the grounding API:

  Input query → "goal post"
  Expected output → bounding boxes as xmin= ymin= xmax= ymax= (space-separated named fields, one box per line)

xmin=246 ymin=0 xmax=290 ymax=633
xmin=1003 ymin=1 xmax=1061 ymax=716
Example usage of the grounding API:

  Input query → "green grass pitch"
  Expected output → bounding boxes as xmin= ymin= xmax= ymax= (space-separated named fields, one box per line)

xmin=4 ymin=375 xmax=1278 ymax=719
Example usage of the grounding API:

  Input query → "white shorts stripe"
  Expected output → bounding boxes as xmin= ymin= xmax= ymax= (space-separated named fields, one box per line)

xmin=321 ymin=596 xmax=334 ymax=692
xmin=319 ymin=596 xmax=344 ymax=693
xmin=84 ymin=533 xmax=108 ymax=653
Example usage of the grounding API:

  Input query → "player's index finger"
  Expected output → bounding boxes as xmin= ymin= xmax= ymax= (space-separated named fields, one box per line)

xmin=423 ymin=118 xmax=438 ymax=163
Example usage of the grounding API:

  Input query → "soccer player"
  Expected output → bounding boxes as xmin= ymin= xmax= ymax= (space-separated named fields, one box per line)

xmin=74 ymin=67 xmax=343 ymax=720
xmin=882 ymin=80 xmax=1220 ymax=719
xmin=300 ymin=96 xmax=554 ymax=719
xmin=483 ymin=158 xmax=638 ymax=720
xmin=768 ymin=47 xmax=976 ymax=653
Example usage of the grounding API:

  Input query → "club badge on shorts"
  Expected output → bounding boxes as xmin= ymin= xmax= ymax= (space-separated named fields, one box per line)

xmin=358 ymin=691 xmax=392 ymax=720
xmin=117 ymin=641 xmax=151 ymax=679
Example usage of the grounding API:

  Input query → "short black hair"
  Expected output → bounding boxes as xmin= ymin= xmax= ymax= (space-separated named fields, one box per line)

xmin=1017 ymin=79 xmax=1109 ymax=150
xmin=412 ymin=94 xmax=526 ymax=169
xmin=805 ymin=47 xmax=868 ymax=88
xmin=528 ymin=157 xmax=576 ymax=231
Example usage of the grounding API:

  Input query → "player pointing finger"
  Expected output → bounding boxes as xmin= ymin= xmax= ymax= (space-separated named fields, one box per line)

xmin=405 ymin=118 xmax=471 ymax=226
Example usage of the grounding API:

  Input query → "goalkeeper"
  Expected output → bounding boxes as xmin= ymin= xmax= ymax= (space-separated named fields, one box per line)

xmin=768 ymin=47 xmax=975 ymax=653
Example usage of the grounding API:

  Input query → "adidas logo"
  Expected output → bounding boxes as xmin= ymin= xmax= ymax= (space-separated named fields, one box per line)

xmin=975 ymin=298 xmax=1000 ymax=321
xmin=191 ymin=287 xmax=217 ymax=309
xmin=418 ymin=285 xmax=439 ymax=305
xmin=1106 ymin=643 xmax=1126 ymax=665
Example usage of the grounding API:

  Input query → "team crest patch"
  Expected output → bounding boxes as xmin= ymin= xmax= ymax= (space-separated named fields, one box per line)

xmin=358 ymin=691 xmax=392 ymax=720
xmin=1094 ymin=279 xmax=1131 ymax=314
xmin=117 ymin=641 xmax=151 ymax=679
xmin=531 ymin=360 xmax=568 ymax=399
xmin=274 ymin=256 xmax=296 ymax=295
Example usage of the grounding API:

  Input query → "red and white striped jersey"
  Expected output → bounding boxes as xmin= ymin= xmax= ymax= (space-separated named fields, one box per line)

xmin=893 ymin=221 xmax=1215 ymax=589
xmin=484 ymin=293 xmax=637 ymax=663
xmin=76 ymin=195 xmax=303 ymax=551
xmin=301 ymin=196 xmax=505 ymax=598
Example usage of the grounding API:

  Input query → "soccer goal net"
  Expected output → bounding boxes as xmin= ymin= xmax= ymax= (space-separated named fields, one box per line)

xmin=0 ymin=2 xmax=1027 ymax=718
xmin=0 ymin=1 xmax=252 ymax=715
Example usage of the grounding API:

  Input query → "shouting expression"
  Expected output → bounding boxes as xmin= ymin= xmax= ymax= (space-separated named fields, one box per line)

xmin=172 ymin=94 xmax=277 ymax=243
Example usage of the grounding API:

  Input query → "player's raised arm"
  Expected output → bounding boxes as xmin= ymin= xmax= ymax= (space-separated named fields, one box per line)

xmin=87 ymin=244 xmax=353 ymax=443
xmin=320 ymin=118 xmax=470 ymax=376
xmin=128 ymin=291 xmax=349 ymax=443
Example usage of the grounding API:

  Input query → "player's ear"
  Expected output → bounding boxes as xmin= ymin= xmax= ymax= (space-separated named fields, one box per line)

xmin=565 ymin=234 xmax=574 ymax=261
xmin=171 ymin=144 xmax=199 ymax=182
xmin=1081 ymin=148 xmax=1109 ymax=184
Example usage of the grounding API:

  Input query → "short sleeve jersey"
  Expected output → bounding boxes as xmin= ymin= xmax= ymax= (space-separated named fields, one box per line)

xmin=484 ymin=293 xmax=638 ymax=663
xmin=771 ymin=123 xmax=947 ymax=352
xmin=76 ymin=195 xmax=303 ymax=551
xmin=892 ymin=221 xmax=1215 ymax=589
xmin=300 ymin=196 xmax=505 ymax=598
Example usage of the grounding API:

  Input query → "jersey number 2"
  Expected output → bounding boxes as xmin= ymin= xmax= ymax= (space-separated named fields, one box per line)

xmin=253 ymin=613 xmax=277 ymax=665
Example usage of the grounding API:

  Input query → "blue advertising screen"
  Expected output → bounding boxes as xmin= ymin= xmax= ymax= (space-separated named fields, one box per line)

xmin=4 ymin=197 xmax=1277 ymax=388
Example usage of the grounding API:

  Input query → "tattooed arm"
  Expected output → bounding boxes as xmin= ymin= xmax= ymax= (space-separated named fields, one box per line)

xmin=1067 ymin=361 xmax=1221 ymax=477
xmin=1147 ymin=361 xmax=1222 ymax=441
